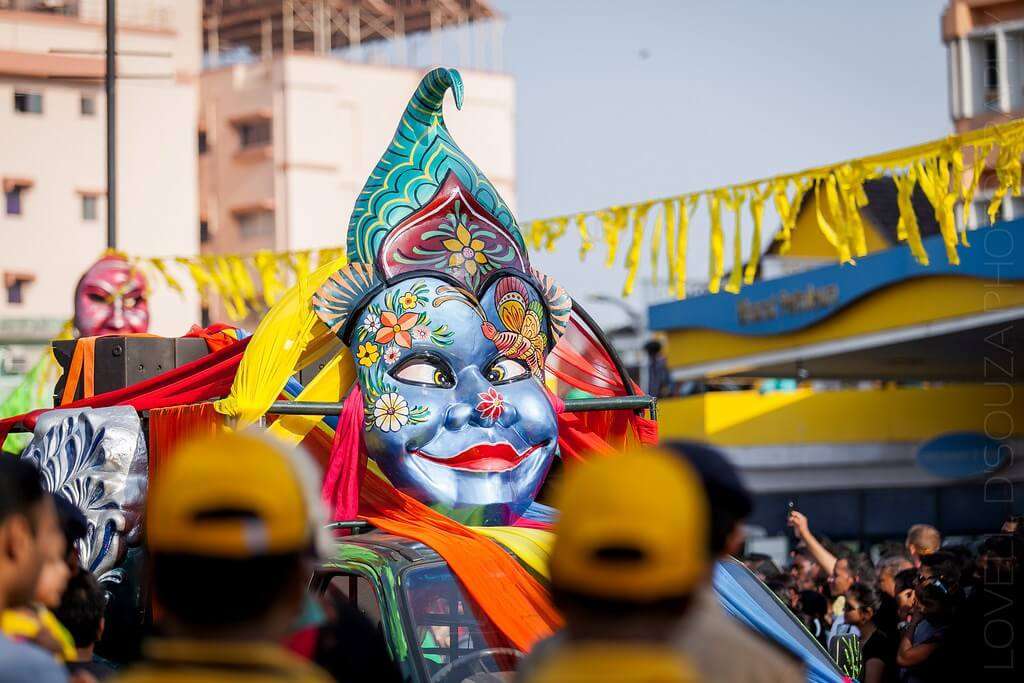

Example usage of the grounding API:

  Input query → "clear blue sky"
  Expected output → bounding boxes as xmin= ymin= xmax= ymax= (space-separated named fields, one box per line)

xmin=486 ymin=0 xmax=950 ymax=325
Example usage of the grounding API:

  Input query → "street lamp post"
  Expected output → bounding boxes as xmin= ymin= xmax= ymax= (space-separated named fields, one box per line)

xmin=105 ymin=0 xmax=116 ymax=250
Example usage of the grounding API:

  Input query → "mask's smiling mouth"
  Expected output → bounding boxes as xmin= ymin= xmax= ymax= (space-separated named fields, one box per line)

xmin=414 ymin=441 xmax=549 ymax=472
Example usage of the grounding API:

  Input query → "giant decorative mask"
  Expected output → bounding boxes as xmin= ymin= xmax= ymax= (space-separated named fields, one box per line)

xmin=73 ymin=256 xmax=149 ymax=337
xmin=315 ymin=69 xmax=570 ymax=525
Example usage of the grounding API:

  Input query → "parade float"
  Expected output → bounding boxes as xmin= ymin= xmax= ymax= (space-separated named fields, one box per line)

xmin=10 ymin=68 xmax=977 ymax=682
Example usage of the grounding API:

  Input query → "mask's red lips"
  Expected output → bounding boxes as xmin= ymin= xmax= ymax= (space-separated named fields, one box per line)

xmin=415 ymin=443 xmax=543 ymax=472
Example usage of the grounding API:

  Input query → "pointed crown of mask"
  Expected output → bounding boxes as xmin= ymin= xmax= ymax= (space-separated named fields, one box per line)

xmin=316 ymin=68 xmax=570 ymax=347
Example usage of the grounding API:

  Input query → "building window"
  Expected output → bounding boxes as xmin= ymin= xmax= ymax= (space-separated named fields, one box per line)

xmin=13 ymin=91 xmax=43 ymax=114
xmin=237 ymin=210 xmax=274 ymax=239
xmin=200 ymin=219 xmax=210 ymax=243
xmin=236 ymin=120 xmax=271 ymax=148
xmin=4 ymin=185 xmax=26 ymax=215
xmin=82 ymin=195 xmax=98 ymax=221
xmin=5 ymin=274 xmax=33 ymax=305
xmin=198 ymin=130 xmax=208 ymax=154
xmin=80 ymin=94 xmax=96 ymax=116
xmin=984 ymin=37 xmax=1000 ymax=109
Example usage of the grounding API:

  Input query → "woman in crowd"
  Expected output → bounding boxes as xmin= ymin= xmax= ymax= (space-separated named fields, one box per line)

xmin=842 ymin=583 xmax=897 ymax=683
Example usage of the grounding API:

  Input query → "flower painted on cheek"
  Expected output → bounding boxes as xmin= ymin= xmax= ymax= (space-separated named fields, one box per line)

xmin=357 ymin=342 xmax=380 ymax=367
xmin=476 ymin=387 xmax=505 ymax=421
xmin=373 ymin=393 xmax=409 ymax=432
xmin=382 ymin=346 xmax=401 ymax=365
xmin=399 ymin=292 xmax=419 ymax=310
xmin=376 ymin=311 xmax=418 ymax=348
xmin=363 ymin=313 xmax=381 ymax=333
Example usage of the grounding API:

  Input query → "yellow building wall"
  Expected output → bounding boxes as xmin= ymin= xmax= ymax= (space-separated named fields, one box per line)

xmin=658 ymin=384 xmax=1022 ymax=446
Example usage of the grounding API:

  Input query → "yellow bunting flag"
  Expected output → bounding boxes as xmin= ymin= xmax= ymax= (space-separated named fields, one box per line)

xmin=724 ymin=188 xmax=747 ymax=294
xmin=622 ymin=202 xmax=652 ymax=296
xmin=576 ymin=213 xmax=593 ymax=260
xmin=893 ymin=168 xmax=929 ymax=266
xmin=744 ymin=183 xmax=772 ymax=285
xmin=708 ymin=190 xmax=726 ymax=293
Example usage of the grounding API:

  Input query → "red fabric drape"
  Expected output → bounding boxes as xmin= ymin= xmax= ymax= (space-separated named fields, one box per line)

xmin=0 ymin=336 xmax=250 ymax=448
xmin=320 ymin=387 xmax=366 ymax=522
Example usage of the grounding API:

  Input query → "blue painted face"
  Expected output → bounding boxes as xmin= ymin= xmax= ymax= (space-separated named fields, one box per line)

xmin=350 ymin=275 xmax=558 ymax=524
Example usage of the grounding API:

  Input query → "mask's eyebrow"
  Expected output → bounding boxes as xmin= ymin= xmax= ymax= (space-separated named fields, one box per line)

xmin=433 ymin=285 xmax=485 ymax=319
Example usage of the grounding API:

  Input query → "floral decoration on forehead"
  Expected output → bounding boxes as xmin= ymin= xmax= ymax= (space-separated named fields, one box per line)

xmin=379 ymin=172 xmax=530 ymax=291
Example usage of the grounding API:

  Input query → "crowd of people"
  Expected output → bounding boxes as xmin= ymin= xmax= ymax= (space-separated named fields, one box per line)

xmin=738 ymin=511 xmax=1024 ymax=682
xmin=2 ymin=434 xmax=1022 ymax=682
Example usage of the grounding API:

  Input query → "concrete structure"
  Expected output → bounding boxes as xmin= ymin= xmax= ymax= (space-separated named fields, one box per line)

xmin=0 ymin=0 xmax=201 ymax=388
xmin=941 ymin=2 xmax=1024 ymax=232
xmin=943 ymin=0 xmax=1024 ymax=132
xmin=197 ymin=1 xmax=514 ymax=322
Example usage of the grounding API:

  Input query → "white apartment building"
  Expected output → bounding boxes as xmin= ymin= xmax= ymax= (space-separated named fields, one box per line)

xmin=0 ymin=0 xmax=201 ymax=388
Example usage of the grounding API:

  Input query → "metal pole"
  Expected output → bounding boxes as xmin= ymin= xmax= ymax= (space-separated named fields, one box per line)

xmin=105 ymin=0 xmax=116 ymax=250
xmin=267 ymin=395 xmax=656 ymax=417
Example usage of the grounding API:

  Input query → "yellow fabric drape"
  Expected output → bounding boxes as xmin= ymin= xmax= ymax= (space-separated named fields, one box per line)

xmin=916 ymin=156 xmax=960 ymax=265
xmin=674 ymin=196 xmax=695 ymax=299
xmin=707 ymin=191 xmax=726 ymax=293
xmin=988 ymin=132 xmax=1024 ymax=226
xmin=649 ymin=203 xmax=665 ymax=286
xmin=267 ymin=349 xmax=356 ymax=445
xmin=622 ymin=202 xmax=652 ymax=296
xmin=597 ymin=206 xmax=630 ymax=268
xmin=893 ymin=168 xmax=930 ymax=266
xmin=214 ymin=255 xmax=347 ymax=428
xmin=662 ymin=200 xmax=678 ymax=288
xmin=744 ymin=183 xmax=772 ymax=285
xmin=724 ymin=188 xmax=747 ymax=294
xmin=575 ymin=213 xmax=593 ymax=261
xmin=545 ymin=217 xmax=568 ymax=252
xmin=149 ymin=259 xmax=184 ymax=295
xmin=961 ymin=142 xmax=992 ymax=242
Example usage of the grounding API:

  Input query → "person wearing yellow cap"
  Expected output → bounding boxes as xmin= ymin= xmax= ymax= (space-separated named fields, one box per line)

xmin=517 ymin=447 xmax=709 ymax=683
xmin=113 ymin=431 xmax=332 ymax=683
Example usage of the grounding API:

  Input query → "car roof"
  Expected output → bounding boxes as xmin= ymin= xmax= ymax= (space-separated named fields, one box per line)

xmin=323 ymin=529 xmax=442 ymax=567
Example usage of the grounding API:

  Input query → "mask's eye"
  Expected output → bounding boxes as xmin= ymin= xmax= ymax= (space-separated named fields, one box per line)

xmin=392 ymin=359 xmax=455 ymax=388
xmin=486 ymin=358 xmax=530 ymax=384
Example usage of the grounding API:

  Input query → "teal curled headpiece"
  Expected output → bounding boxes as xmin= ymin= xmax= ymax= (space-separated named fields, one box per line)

xmin=319 ymin=68 xmax=569 ymax=346
xmin=346 ymin=67 xmax=523 ymax=266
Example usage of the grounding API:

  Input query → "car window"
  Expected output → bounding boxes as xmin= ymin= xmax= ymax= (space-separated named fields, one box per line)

xmin=402 ymin=562 xmax=522 ymax=681
xmin=327 ymin=574 xmax=383 ymax=629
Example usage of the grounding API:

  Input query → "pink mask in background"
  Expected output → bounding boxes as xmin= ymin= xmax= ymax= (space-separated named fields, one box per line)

xmin=73 ymin=257 xmax=150 ymax=337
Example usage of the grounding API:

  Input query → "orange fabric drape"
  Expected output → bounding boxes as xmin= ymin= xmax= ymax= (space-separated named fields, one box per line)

xmin=148 ymin=402 xmax=223 ymax=483
xmin=59 ymin=334 xmax=162 ymax=406
xmin=59 ymin=337 xmax=97 ymax=405
xmin=302 ymin=427 xmax=562 ymax=652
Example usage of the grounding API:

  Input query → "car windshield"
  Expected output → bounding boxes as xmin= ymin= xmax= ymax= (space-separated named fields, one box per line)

xmin=402 ymin=562 xmax=522 ymax=682
xmin=715 ymin=559 xmax=841 ymax=676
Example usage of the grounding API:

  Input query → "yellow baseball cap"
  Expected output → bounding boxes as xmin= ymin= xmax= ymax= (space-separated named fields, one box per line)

xmin=530 ymin=644 xmax=699 ymax=683
xmin=147 ymin=431 xmax=314 ymax=558
xmin=550 ymin=447 xmax=709 ymax=602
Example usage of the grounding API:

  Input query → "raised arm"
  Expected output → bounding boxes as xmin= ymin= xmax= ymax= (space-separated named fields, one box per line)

xmin=787 ymin=510 xmax=837 ymax=576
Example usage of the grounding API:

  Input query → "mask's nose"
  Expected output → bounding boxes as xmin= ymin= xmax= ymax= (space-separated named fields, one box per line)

xmin=107 ymin=297 xmax=125 ymax=330
xmin=443 ymin=367 xmax=520 ymax=430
